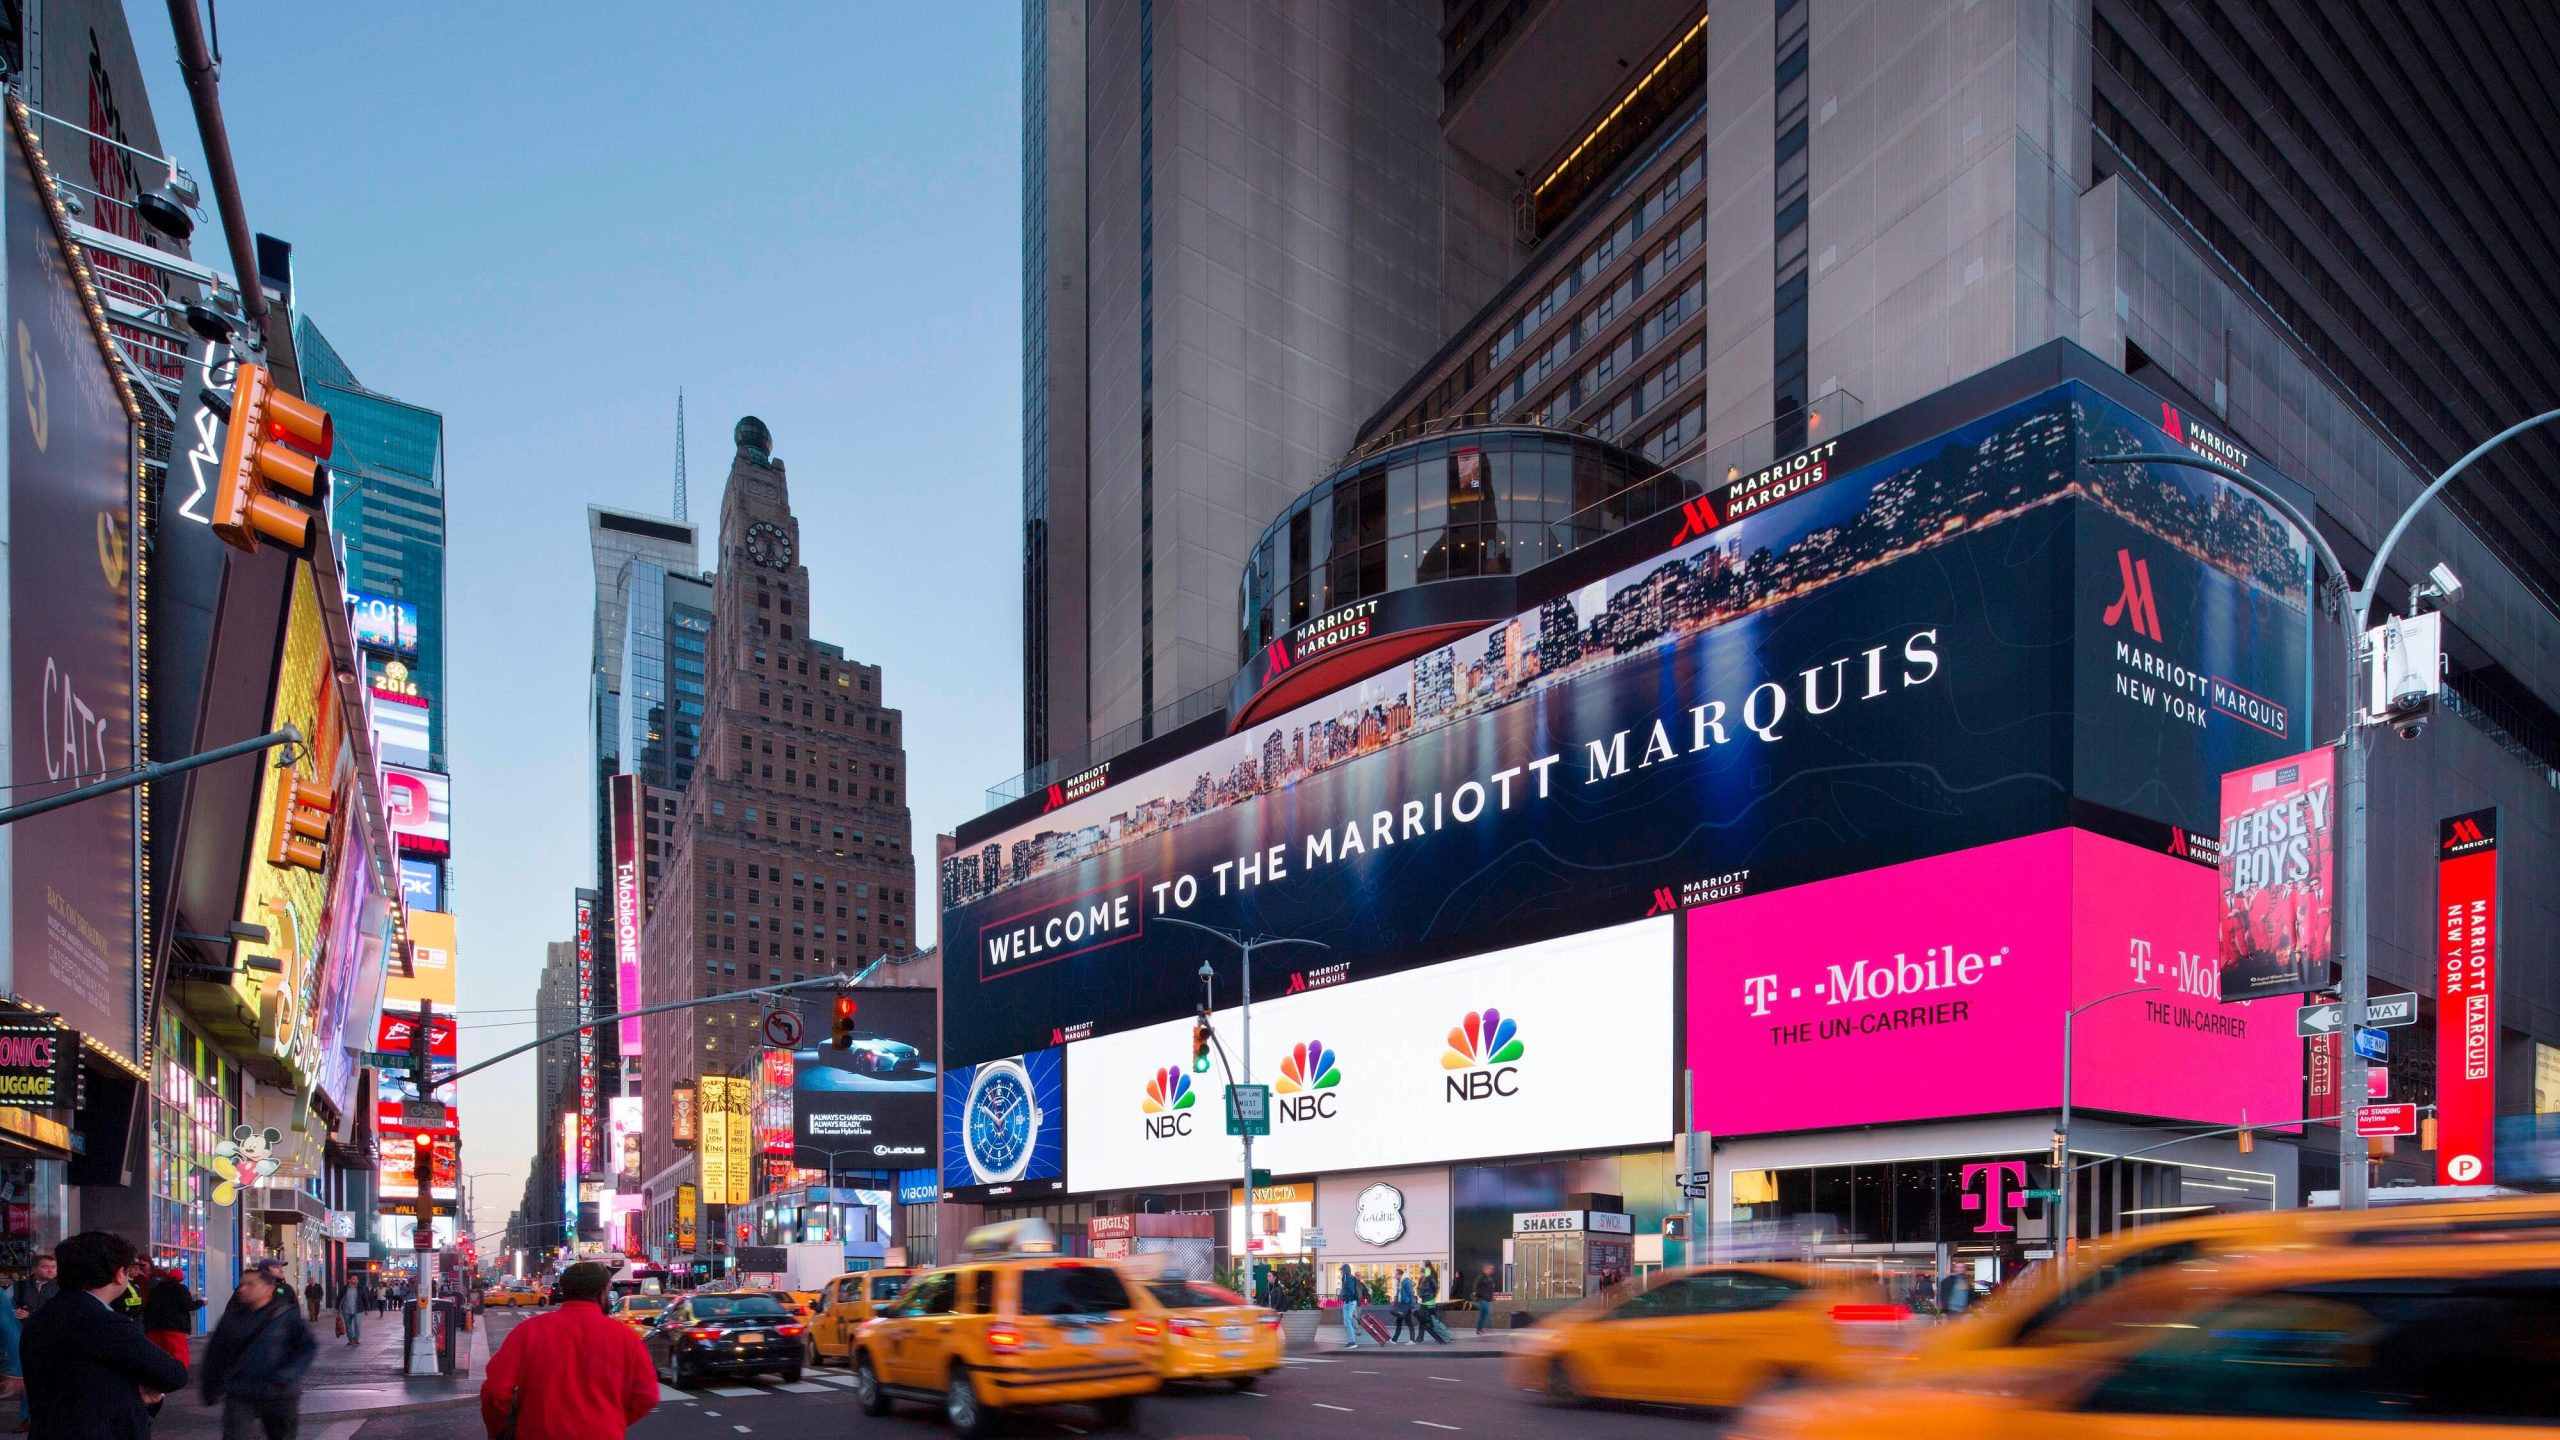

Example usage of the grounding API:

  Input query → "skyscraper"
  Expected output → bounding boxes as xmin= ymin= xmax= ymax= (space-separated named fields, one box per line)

xmin=636 ymin=418 xmax=918 ymax=1254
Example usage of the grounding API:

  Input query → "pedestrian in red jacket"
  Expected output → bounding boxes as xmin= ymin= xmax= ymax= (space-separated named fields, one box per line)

xmin=480 ymin=1262 xmax=655 ymax=1439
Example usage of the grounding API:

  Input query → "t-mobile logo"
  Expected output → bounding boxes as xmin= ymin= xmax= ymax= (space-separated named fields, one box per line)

xmin=1743 ymin=974 xmax=1780 ymax=1017
xmin=2102 ymin=548 xmax=2165 ymax=642
xmin=1958 ymin=1161 xmax=2028 ymax=1234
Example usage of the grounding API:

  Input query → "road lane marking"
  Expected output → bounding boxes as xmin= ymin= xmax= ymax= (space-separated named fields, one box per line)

xmin=776 ymin=1382 xmax=831 ymax=1393
xmin=1415 ymin=1423 xmax=1461 ymax=1431
xmin=1353 ymin=1368 xmax=1381 ymax=1374
xmin=658 ymin=1386 xmax=689 ymax=1402
xmin=813 ymin=1373 xmax=863 ymax=1387
xmin=1430 ymin=1375 xmax=1462 ymax=1382
xmin=1316 ymin=1402 xmax=1355 ymax=1411
xmin=710 ymin=1386 xmax=764 ymax=1396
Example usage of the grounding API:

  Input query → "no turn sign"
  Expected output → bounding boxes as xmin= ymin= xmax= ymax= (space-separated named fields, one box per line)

xmin=762 ymin=1007 xmax=804 ymax=1049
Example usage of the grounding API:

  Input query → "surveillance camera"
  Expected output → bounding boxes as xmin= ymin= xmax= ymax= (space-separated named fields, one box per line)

xmin=2428 ymin=563 xmax=2463 ymax=606
xmin=2395 ymin=714 xmax=2428 ymax=741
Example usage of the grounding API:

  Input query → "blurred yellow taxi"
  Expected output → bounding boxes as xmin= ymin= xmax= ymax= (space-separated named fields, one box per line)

xmin=612 ymin=1292 xmax=673 ymax=1333
xmin=809 ymin=1268 xmax=916 ymax=1366
xmin=482 ymin=1282 xmax=541 ymax=1309
xmin=1909 ymin=1191 xmax=2560 ymax=1382
xmin=1734 ymin=1242 xmax=2560 ymax=1438
xmin=1137 ymin=1277 xmax=1282 ymax=1388
xmin=1509 ymin=1264 xmax=1909 ymax=1409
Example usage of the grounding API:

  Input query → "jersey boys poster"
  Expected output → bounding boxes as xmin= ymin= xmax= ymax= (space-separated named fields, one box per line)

xmin=2216 ymin=748 xmax=2338 ymax=1003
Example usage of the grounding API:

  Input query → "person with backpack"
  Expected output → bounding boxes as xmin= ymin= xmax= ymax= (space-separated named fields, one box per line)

xmin=141 ymin=1269 xmax=201 ymax=1368
xmin=199 ymin=1258 xmax=317 ymax=1440
xmin=1336 ymin=1264 xmax=1365 ymax=1348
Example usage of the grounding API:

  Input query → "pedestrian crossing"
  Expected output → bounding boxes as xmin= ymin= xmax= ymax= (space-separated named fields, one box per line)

xmin=663 ymin=1369 xmax=866 ymax=1403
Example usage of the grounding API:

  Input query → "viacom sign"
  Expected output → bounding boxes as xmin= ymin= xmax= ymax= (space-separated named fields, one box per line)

xmin=1066 ymin=919 xmax=1672 ymax=1193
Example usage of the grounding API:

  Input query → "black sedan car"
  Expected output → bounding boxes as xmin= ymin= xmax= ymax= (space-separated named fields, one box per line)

xmin=643 ymin=1292 xmax=806 ymax=1388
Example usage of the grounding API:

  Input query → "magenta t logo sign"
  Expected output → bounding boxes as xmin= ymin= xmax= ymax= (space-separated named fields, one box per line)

xmin=1958 ymin=1161 xmax=2029 ymax=1234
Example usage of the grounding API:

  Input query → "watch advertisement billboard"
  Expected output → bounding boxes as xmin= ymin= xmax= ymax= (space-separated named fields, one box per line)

xmin=941 ymin=384 xmax=2310 ymax=1065
xmin=1687 ymin=828 xmax=2296 ymax=1136
xmin=609 ymin=774 xmax=645 ymax=1054
xmin=2216 ymin=748 xmax=2337 ymax=1002
xmin=2437 ymin=809 xmax=2500 ymax=1187
xmin=941 ymin=1047 xmax=1066 ymax=1202
xmin=790 ymin=986 xmax=937 ymax=1170
xmin=1067 ymin=918 xmax=1673 ymax=1194
xmin=5 ymin=124 xmax=142 ymax=1069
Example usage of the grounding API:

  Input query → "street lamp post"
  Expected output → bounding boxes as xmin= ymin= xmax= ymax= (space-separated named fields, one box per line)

xmin=2096 ymin=403 xmax=2560 ymax=1209
xmin=2056 ymin=985 xmax=2157 ymax=1268
xmin=1155 ymin=917 xmax=1327 ymax=1266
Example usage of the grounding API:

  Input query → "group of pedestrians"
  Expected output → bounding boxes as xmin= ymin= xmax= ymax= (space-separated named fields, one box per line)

xmin=1336 ymin=1262 xmax=1476 ymax=1346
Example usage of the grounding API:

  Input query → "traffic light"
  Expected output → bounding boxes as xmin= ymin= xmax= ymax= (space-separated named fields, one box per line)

xmin=2236 ymin=1125 xmax=2254 ymax=1155
xmin=414 ymin=1133 xmax=439 ymax=1194
xmin=2421 ymin=1115 xmax=2439 ymax=1151
xmin=2048 ymin=1128 xmax=2067 ymax=1170
xmin=267 ymin=772 xmax=333 ymax=870
xmin=831 ymin=994 xmax=857 ymax=1049
xmin=209 ymin=363 xmax=334 ymax=553
xmin=1191 ymin=1011 xmax=1212 ymax=1074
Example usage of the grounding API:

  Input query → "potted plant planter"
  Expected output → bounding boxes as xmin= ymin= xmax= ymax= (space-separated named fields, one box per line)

xmin=1280 ymin=1308 xmax=1324 ymax=1345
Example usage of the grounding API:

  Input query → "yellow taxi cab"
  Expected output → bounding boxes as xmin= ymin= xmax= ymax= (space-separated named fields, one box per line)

xmin=773 ymin=1289 xmax=821 ymax=1324
xmin=1509 ymin=1264 xmax=1908 ymax=1409
xmin=1135 ymin=1276 xmax=1282 ymax=1388
xmin=1908 ymin=1191 xmax=2560 ymax=1381
xmin=1732 ymin=1241 xmax=2560 ymax=1439
xmin=482 ymin=1282 xmax=541 ymax=1308
xmin=808 ymin=1268 xmax=916 ymax=1366
xmin=611 ymin=1292 xmax=673 ymax=1334
xmin=851 ymin=1220 xmax=1160 ymax=1437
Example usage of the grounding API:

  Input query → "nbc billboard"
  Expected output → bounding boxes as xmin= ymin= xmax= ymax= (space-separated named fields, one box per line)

xmin=1686 ymin=829 xmax=2297 ymax=1136
xmin=942 ymin=378 xmax=2313 ymax=1067
xmin=1067 ymin=918 xmax=1674 ymax=1194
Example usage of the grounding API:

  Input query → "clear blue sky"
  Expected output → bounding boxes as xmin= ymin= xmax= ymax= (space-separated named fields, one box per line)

xmin=132 ymin=1 xmax=1024 ymax=1231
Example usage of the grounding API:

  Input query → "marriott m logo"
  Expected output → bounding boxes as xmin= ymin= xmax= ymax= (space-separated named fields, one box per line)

xmin=2102 ymin=548 xmax=2165 ymax=642
xmin=1670 ymin=496 xmax=1722 ymax=547
xmin=1040 ymin=782 xmax=1067 ymax=813
xmin=1643 ymin=887 xmax=1678 ymax=917
xmin=2447 ymin=817 xmax=2486 ymax=849
xmin=1264 ymin=638 xmax=1294 ymax=675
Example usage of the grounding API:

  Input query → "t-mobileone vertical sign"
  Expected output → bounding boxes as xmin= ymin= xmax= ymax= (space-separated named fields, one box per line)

xmin=611 ymin=775 xmax=646 ymax=1056
xmin=575 ymin=893 xmax=599 ymax=1174
xmin=2436 ymin=808 xmax=2499 ymax=1186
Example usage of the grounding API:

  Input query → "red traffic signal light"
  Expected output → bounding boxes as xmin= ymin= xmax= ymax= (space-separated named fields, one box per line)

xmin=210 ymin=362 xmax=333 ymax=553
xmin=831 ymin=995 xmax=857 ymax=1050
xmin=268 ymin=772 xmax=333 ymax=870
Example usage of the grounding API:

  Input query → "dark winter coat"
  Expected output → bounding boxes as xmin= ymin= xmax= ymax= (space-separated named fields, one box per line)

xmin=200 ymin=1292 xmax=318 ymax=1404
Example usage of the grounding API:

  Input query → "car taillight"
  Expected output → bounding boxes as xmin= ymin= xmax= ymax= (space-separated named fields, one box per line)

xmin=1133 ymin=1319 xmax=1163 ymax=1337
xmin=1258 ymin=1311 xmax=1282 ymax=1329
xmin=1830 ymin=1304 xmax=1911 ymax=1323
xmin=687 ymin=1328 xmax=721 ymax=1341
xmin=776 ymin=1324 xmax=805 ymax=1337
xmin=987 ymin=1328 xmax=1022 ymax=1353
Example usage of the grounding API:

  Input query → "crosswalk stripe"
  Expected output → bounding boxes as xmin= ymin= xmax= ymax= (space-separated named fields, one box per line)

xmin=709 ymin=1385 xmax=765 ymax=1396
xmin=812 ymin=1373 xmax=864 ymax=1388
xmin=775 ymin=1382 xmax=832 ymax=1393
xmin=659 ymin=1386 xmax=689 ymax=1402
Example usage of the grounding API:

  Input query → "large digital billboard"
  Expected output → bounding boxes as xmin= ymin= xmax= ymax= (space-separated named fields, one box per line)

xmin=1686 ymin=828 xmax=2298 ymax=1136
xmin=941 ymin=384 xmax=2311 ymax=1064
xmin=790 ymin=987 xmax=937 ymax=1170
xmin=1067 ymin=918 xmax=1673 ymax=1194
xmin=609 ymin=775 xmax=645 ymax=1054
xmin=2217 ymin=748 xmax=2337 ymax=1002
xmin=384 ymin=766 xmax=451 ymax=854
xmin=387 ymin=910 xmax=458 ymax=1008
xmin=2437 ymin=809 xmax=2500 ymax=1187
xmin=941 ymin=1047 xmax=1066 ymax=1202
xmin=348 ymin=591 xmax=419 ymax=655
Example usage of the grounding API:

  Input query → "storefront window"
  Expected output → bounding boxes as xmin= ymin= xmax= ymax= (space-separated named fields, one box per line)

xmin=149 ymin=1017 xmax=239 ymax=1323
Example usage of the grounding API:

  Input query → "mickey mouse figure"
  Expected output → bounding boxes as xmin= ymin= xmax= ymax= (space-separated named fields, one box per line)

xmin=212 ymin=1125 xmax=283 ymax=1204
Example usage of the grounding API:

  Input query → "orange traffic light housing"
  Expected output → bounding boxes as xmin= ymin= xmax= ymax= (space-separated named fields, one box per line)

xmin=210 ymin=362 xmax=334 ymax=553
xmin=268 ymin=772 xmax=333 ymax=870
xmin=1191 ymin=1013 xmax=1212 ymax=1074
xmin=831 ymin=994 xmax=857 ymax=1050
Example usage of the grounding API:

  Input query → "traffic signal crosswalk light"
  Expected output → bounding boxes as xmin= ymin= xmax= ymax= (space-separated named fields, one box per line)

xmin=831 ymin=994 xmax=857 ymax=1049
xmin=268 ymin=772 xmax=333 ymax=870
xmin=211 ymin=362 xmax=334 ymax=553
xmin=1192 ymin=1012 xmax=1212 ymax=1074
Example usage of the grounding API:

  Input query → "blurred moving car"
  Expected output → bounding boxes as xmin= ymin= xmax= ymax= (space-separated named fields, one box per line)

xmin=1509 ymin=1264 xmax=1909 ymax=1409
xmin=1734 ymin=1243 xmax=2560 ymax=1438
xmin=776 ymin=1289 xmax=822 ymax=1324
xmin=481 ymin=1282 xmax=542 ymax=1308
xmin=642 ymin=1291 xmax=807 ymax=1389
xmin=808 ymin=1268 xmax=916 ymax=1366
xmin=850 ymin=1220 xmax=1159 ymax=1437
xmin=612 ymin=1292 xmax=672 ymax=1334
xmin=1138 ymin=1278 xmax=1282 ymax=1389
xmin=1909 ymin=1191 xmax=2560 ymax=1382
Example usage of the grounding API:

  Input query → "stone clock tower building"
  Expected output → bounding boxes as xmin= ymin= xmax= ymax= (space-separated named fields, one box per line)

xmin=638 ymin=418 xmax=919 ymax=1252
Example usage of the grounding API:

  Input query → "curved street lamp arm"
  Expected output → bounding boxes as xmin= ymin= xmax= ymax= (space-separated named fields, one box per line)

xmin=2355 ymin=407 xmax=2560 ymax=629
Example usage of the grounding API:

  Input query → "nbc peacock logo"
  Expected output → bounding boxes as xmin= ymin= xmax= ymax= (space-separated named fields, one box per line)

xmin=1142 ymin=1067 xmax=1196 ymax=1139
xmin=1442 ymin=1008 xmax=1523 ymax=1103
xmin=1274 ymin=1039 xmax=1342 ymax=1124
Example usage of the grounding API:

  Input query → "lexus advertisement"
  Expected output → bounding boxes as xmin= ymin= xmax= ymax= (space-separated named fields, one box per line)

xmin=942 ymin=383 xmax=2312 ymax=1064
xmin=788 ymin=986 xmax=937 ymax=1170
xmin=1065 ymin=918 xmax=1674 ymax=1194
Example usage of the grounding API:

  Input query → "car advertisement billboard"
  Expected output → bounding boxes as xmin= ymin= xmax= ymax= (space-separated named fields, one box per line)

xmin=5 ymin=122 xmax=142 ymax=1069
xmin=1067 ymin=918 xmax=1673 ymax=1194
xmin=790 ymin=986 xmax=937 ymax=1170
xmin=941 ymin=384 xmax=2310 ymax=1065
xmin=2216 ymin=748 xmax=2338 ymax=1002
xmin=941 ymin=1047 xmax=1066 ymax=1202
xmin=1687 ymin=828 xmax=2297 ymax=1136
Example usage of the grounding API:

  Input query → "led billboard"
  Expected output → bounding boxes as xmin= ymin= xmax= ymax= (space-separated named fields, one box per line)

xmin=790 ymin=986 xmax=937 ymax=1170
xmin=941 ymin=384 xmax=2311 ymax=1065
xmin=384 ymin=766 xmax=451 ymax=854
xmin=610 ymin=775 xmax=644 ymax=1054
xmin=1685 ymin=828 xmax=2297 ymax=1136
xmin=399 ymin=857 xmax=443 ymax=913
xmin=1067 ymin=918 xmax=1673 ymax=1194
xmin=941 ymin=1047 xmax=1065 ymax=1202
xmin=348 ymin=591 xmax=419 ymax=655
xmin=373 ymin=689 xmax=432 ymax=770
xmin=387 ymin=910 xmax=458 ymax=1008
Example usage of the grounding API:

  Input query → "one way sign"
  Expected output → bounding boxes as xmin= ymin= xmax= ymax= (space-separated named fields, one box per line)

xmin=2298 ymin=995 xmax=2419 ymax=1038
xmin=2297 ymin=1002 xmax=2343 ymax=1037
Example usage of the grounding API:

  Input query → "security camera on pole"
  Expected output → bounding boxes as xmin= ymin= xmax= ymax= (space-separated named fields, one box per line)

xmin=2093 ymin=403 xmax=2560 ymax=1208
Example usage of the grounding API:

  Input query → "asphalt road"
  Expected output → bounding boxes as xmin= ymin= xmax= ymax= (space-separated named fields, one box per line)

xmin=345 ymin=1316 xmax=1723 ymax=1439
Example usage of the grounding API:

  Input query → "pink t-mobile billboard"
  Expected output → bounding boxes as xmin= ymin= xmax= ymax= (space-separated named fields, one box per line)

xmin=1688 ymin=829 xmax=2297 ymax=1135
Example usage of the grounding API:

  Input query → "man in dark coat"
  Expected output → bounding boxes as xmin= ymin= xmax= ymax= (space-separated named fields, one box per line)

xmin=200 ymin=1259 xmax=317 ymax=1440
xmin=18 ymin=1231 xmax=188 ymax=1440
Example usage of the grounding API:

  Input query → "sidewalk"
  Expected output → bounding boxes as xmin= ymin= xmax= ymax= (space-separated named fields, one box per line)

xmin=146 ymin=1305 xmax=492 ymax=1436
xmin=1290 ymin=1309 xmax=1537 ymax=1361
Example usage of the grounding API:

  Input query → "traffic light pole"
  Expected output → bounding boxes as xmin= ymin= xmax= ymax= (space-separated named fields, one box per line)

xmin=0 ymin=726 xmax=299 ymax=827
xmin=1156 ymin=918 xmax=1326 ymax=1265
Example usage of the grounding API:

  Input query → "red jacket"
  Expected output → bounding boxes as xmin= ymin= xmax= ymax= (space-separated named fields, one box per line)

xmin=480 ymin=1299 xmax=656 ymax=1439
